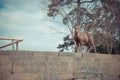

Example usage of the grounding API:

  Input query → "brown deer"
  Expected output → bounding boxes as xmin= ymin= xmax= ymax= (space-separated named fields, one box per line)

xmin=73 ymin=25 xmax=96 ymax=55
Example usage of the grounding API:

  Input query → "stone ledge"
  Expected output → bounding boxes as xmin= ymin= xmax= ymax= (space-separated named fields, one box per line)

xmin=0 ymin=50 xmax=120 ymax=80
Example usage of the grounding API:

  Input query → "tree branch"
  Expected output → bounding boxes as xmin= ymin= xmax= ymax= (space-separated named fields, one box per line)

xmin=80 ymin=0 xmax=95 ymax=4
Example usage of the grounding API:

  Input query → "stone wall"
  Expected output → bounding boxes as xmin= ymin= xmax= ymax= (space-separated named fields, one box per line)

xmin=0 ymin=50 xmax=120 ymax=80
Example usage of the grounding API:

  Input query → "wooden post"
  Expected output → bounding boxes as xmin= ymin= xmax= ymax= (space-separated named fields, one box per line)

xmin=16 ymin=42 xmax=18 ymax=50
xmin=12 ymin=40 xmax=14 ymax=50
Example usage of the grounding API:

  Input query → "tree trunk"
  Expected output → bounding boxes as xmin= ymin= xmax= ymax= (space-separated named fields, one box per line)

xmin=77 ymin=0 xmax=81 ymax=26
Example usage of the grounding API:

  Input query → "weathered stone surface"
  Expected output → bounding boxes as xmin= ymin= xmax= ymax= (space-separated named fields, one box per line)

xmin=0 ymin=50 xmax=120 ymax=80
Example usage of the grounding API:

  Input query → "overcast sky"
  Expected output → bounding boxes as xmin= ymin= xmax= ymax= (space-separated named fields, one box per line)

xmin=0 ymin=0 xmax=70 ymax=52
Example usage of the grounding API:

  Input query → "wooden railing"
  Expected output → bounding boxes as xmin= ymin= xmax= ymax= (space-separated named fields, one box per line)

xmin=0 ymin=37 xmax=23 ymax=50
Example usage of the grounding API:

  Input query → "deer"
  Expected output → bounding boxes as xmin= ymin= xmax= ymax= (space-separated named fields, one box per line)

xmin=73 ymin=25 xmax=96 ymax=57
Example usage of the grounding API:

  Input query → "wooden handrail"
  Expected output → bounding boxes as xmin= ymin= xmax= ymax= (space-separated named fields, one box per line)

xmin=0 ymin=37 xmax=23 ymax=50
xmin=0 ymin=37 xmax=22 ymax=41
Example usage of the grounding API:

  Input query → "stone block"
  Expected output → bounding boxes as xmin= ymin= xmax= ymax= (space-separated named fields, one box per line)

xmin=33 ymin=51 xmax=46 ymax=57
xmin=32 ymin=65 xmax=45 ymax=73
xmin=14 ymin=60 xmax=24 ymax=67
xmin=81 ymin=53 xmax=94 ymax=58
xmin=46 ymin=56 xmax=59 ymax=62
xmin=0 ymin=74 xmax=10 ymax=80
xmin=23 ymin=66 xmax=33 ymax=73
xmin=13 ymin=67 xmax=24 ymax=73
xmin=44 ymin=72 xmax=62 ymax=80
xmin=8 ymin=73 xmax=41 ymax=80
xmin=73 ymin=72 xmax=87 ymax=79
xmin=0 ymin=50 xmax=11 ymax=56
xmin=46 ymin=52 xmax=58 ymax=56
xmin=22 ymin=73 xmax=40 ymax=80
xmin=108 ymin=65 xmax=120 ymax=74
xmin=24 ymin=51 xmax=34 ymax=55
xmin=0 ymin=67 xmax=11 ymax=74
xmin=45 ymin=72 xmax=73 ymax=80
xmin=23 ymin=61 xmax=32 ymax=67
xmin=45 ymin=61 xmax=59 ymax=66
xmin=58 ymin=56 xmax=73 ymax=62
xmin=0 ymin=60 xmax=12 ymax=74
xmin=96 ymin=67 xmax=105 ymax=74
xmin=34 ymin=57 xmax=46 ymax=62
xmin=0 ymin=55 xmax=10 ymax=62
xmin=45 ymin=61 xmax=73 ymax=73
xmin=102 ymin=73 xmax=120 ymax=80
xmin=58 ymin=52 xmax=75 ymax=57
xmin=73 ymin=72 xmax=102 ymax=79
xmin=61 ymin=73 xmax=73 ymax=80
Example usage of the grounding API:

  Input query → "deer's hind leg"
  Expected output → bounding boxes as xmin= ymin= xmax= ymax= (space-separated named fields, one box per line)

xmin=91 ymin=41 xmax=96 ymax=53
xmin=87 ymin=44 xmax=96 ymax=53
xmin=87 ymin=43 xmax=91 ymax=53
xmin=92 ymin=44 xmax=96 ymax=53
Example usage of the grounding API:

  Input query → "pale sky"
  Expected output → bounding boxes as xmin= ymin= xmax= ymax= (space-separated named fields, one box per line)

xmin=0 ymin=0 xmax=70 ymax=52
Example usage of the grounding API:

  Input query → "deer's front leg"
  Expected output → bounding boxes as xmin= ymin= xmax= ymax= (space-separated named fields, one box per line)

xmin=78 ymin=43 xmax=83 ymax=57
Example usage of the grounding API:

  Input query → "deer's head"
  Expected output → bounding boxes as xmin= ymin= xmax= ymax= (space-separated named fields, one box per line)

xmin=74 ymin=25 xmax=80 ymax=33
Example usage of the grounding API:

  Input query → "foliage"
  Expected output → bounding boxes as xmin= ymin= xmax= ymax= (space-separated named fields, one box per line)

xmin=47 ymin=0 xmax=120 ymax=54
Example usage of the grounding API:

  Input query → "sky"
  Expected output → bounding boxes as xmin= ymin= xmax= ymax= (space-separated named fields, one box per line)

xmin=0 ymin=0 xmax=70 ymax=52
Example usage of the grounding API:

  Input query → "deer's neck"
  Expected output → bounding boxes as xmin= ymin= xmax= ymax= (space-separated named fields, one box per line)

xmin=75 ymin=30 xmax=80 ymax=34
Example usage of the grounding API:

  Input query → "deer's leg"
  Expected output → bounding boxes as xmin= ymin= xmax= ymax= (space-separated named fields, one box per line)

xmin=78 ymin=43 xmax=83 ymax=57
xmin=91 ymin=37 xmax=96 ymax=53
xmin=91 ymin=43 xmax=96 ymax=53
xmin=87 ymin=44 xmax=91 ymax=53
xmin=87 ymin=44 xmax=90 ymax=53
xmin=89 ymin=38 xmax=96 ymax=53
xmin=78 ymin=43 xmax=83 ymax=52
xmin=76 ymin=42 xmax=79 ymax=53
xmin=88 ymin=44 xmax=96 ymax=53
xmin=89 ymin=34 xmax=96 ymax=53
xmin=87 ymin=44 xmax=96 ymax=53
